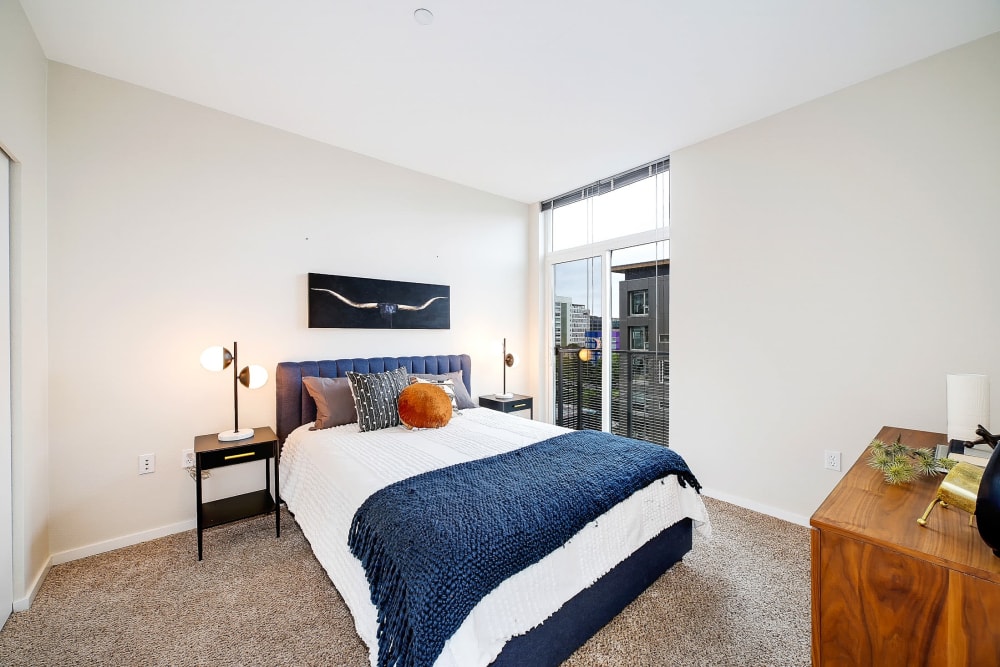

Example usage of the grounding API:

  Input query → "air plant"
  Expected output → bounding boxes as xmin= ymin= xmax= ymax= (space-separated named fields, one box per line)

xmin=868 ymin=435 xmax=955 ymax=485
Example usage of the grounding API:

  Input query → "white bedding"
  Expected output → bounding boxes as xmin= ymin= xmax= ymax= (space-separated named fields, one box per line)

xmin=279 ymin=407 xmax=710 ymax=667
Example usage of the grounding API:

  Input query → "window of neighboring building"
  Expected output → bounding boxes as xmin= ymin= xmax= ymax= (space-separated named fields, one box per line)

xmin=629 ymin=289 xmax=649 ymax=316
xmin=629 ymin=326 xmax=648 ymax=351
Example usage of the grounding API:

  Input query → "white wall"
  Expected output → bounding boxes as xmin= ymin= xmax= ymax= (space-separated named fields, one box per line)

xmin=46 ymin=64 xmax=532 ymax=557
xmin=0 ymin=0 xmax=50 ymax=606
xmin=670 ymin=33 xmax=1000 ymax=523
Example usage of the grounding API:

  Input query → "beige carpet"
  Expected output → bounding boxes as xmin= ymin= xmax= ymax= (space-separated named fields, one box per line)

xmin=0 ymin=496 xmax=811 ymax=666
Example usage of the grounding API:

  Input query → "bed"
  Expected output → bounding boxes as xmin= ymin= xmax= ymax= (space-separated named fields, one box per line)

xmin=276 ymin=353 xmax=709 ymax=667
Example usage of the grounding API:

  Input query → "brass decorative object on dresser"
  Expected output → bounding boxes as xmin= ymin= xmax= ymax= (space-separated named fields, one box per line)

xmin=810 ymin=426 xmax=1000 ymax=667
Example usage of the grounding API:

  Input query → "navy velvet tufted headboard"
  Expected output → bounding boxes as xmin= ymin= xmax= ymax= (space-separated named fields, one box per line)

xmin=275 ymin=354 xmax=472 ymax=444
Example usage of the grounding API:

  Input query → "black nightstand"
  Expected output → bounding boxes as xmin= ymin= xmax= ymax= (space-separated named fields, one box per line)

xmin=478 ymin=394 xmax=533 ymax=419
xmin=193 ymin=426 xmax=280 ymax=560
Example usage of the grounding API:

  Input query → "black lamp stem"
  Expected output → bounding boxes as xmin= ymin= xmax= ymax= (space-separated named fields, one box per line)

xmin=502 ymin=338 xmax=507 ymax=395
xmin=232 ymin=340 xmax=239 ymax=434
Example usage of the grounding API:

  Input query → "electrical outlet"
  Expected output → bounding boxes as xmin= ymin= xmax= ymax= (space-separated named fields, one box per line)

xmin=138 ymin=453 xmax=155 ymax=475
xmin=181 ymin=448 xmax=195 ymax=468
xmin=824 ymin=450 xmax=842 ymax=472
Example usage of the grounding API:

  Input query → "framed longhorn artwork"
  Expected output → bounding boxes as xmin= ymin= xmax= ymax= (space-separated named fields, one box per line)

xmin=308 ymin=273 xmax=450 ymax=330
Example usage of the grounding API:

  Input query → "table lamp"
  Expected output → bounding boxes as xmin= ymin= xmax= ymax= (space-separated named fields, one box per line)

xmin=200 ymin=341 xmax=268 ymax=441
xmin=497 ymin=338 xmax=517 ymax=399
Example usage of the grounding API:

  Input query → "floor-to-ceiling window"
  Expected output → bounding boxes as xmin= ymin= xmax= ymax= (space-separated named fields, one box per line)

xmin=541 ymin=157 xmax=670 ymax=445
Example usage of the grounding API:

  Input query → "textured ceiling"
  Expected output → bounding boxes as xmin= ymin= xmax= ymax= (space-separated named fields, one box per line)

xmin=19 ymin=1 xmax=1000 ymax=202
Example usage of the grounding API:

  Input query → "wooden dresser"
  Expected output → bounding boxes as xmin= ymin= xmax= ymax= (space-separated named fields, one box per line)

xmin=810 ymin=426 xmax=1000 ymax=666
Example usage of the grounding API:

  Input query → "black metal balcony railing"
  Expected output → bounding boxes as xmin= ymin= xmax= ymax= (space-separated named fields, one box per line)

xmin=554 ymin=347 xmax=669 ymax=447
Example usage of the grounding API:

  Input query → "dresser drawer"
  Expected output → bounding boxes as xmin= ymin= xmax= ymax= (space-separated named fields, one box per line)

xmin=199 ymin=441 xmax=274 ymax=469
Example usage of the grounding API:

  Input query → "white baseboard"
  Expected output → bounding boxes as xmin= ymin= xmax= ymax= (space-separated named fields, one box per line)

xmin=13 ymin=556 xmax=52 ymax=612
xmin=700 ymin=487 xmax=811 ymax=528
xmin=50 ymin=518 xmax=196 ymax=566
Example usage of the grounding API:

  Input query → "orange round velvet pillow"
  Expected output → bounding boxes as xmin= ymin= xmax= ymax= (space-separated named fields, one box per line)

xmin=398 ymin=383 xmax=452 ymax=429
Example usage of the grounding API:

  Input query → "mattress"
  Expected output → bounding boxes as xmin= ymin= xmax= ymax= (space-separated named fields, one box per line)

xmin=279 ymin=407 xmax=710 ymax=667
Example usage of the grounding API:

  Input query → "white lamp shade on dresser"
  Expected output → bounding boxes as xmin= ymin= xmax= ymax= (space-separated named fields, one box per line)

xmin=947 ymin=373 xmax=990 ymax=442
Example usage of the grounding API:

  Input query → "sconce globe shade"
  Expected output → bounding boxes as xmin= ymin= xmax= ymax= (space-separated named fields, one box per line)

xmin=579 ymin=348 xmax=591 ymax=362
xmin=200 ymin=346 xmax=233 ymax=372
xmin=239 ymin=364 xmax=269 ymax=390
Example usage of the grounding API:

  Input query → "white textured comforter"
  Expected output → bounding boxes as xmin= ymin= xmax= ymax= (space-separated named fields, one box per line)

xmin=279 ymin=407 xmax=710 ymax=667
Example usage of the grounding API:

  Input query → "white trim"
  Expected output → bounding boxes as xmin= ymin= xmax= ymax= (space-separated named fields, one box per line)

xmin=539 ymin=207 xmax=554 ymax=423
xmin=700 ymin=487 xmax=811 ymax=528
xmin=12 ymin=556 xmax=50 ymax=612
xmin=600 ymin=249 xmax=612 ymax=432
xmin=50 ymin=518 xmax=196 ymax=566
xmin=546 ymin=227 xmax=668 ymax=266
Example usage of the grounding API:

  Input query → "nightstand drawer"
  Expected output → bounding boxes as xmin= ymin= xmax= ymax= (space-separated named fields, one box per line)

xmin=199 ymin=441 xmax=273 ymax=469
xmin=478 ymin=394 xmax=533 ymax=418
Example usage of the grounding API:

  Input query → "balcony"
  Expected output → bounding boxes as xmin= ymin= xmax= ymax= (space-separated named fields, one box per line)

xmin=554 ymin=347 xmax=670 ymax=447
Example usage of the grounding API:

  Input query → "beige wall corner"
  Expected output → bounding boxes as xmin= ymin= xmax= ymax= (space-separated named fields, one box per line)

xmin=0 ymin=0 xmax=51 ymax=606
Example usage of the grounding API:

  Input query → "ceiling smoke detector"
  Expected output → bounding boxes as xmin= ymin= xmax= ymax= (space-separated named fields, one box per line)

xmin=414 ymin=8 xmax=434 ymax=25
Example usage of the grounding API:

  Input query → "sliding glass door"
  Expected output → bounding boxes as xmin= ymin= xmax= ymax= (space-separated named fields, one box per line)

xmin=553 ymin=256 xmax=603 ymax=431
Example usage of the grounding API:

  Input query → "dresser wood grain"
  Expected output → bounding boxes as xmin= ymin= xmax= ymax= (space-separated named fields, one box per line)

xmin=810 ymin=426 xmax=1000 ymax=666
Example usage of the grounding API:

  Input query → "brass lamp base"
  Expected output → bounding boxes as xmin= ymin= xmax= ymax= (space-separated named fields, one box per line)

xmin=917 ymin=462 xmax=983 ymax=527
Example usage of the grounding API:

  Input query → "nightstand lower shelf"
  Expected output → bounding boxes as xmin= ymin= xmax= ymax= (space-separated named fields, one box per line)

xmin=201 ymin=490 xmax=276 ymax=529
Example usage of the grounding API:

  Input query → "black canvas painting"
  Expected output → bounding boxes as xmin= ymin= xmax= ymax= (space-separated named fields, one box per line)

xmin=308 ymin=273 xmax=450 ymax=329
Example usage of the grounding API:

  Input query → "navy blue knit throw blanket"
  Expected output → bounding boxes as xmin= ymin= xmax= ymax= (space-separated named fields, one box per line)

xmin=348 ymin=429 xmax=701 ymax=667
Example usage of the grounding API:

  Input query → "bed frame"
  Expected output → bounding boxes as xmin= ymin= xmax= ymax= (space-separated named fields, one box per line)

xmin=275 ymin=353 xmax=692 ymax=667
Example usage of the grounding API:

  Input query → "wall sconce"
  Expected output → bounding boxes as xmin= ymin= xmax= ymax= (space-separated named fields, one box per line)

xmin=497 ymin=338 xmax=518 ymax=399
xmin=200 ymin=341 xmax=268 ymax=441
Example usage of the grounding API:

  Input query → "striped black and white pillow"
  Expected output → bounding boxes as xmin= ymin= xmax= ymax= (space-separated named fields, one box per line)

xmin=347 ymin=367 xmax=410 ymax=432
xmin=409 ymin=375 xmax=458 ymax=412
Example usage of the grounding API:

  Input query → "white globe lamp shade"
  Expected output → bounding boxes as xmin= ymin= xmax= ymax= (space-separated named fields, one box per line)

xmin=200 ymin=346 xmax=233 ymax=372
xmin=240 ymin=364 xmax=269 ymax=390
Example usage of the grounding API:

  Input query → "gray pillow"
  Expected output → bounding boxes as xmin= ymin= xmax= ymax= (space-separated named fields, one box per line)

xmin=411 ymin=370 xmax=476 ymax=410
xmin=347 ymin=367 xmax=410 ymax=432
xmin=302 ymin=376 xmax=357 ymax=429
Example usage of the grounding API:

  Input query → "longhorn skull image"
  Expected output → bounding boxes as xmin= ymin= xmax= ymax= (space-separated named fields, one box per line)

xmin=310 ymin=288 xmax=448 ymax=328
